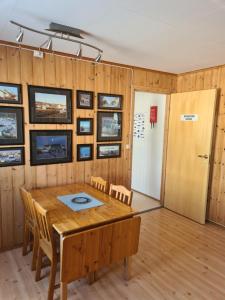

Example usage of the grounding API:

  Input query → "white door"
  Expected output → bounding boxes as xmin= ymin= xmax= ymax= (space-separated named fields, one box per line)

xmin=131 ymin=91 xmax=166 ymax=199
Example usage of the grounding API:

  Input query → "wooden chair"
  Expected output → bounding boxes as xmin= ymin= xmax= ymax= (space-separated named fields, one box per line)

xmin=20 ymin=187 xmax=38 ymax=271
xmin=90 ymin=176 xmax=107 ymax=192
xmin=109 ymin=184 xmax=133 ymax=206
xmin=34 ymin=202 xmax=58 ymax=300
xmin=60 ymin=216 xmax=141 ymax=300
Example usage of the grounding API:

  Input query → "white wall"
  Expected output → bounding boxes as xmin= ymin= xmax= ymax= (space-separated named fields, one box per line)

xmin=131 ymin=92 xmax=166 ymax=200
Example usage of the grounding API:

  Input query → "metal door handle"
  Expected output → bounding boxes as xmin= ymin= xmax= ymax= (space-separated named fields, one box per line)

xmin=197 ymin=154 xmax=208 ymax=159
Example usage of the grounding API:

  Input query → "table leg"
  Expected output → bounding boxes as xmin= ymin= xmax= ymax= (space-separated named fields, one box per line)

xmin=124 ymin=256 xmax=132 ymax=280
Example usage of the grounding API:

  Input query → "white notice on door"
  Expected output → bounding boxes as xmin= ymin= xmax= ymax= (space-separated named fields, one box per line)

xmin=181 ymin=114 xmax=198 ymax=121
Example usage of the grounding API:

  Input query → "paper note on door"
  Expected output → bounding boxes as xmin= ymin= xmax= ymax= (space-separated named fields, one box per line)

xmin=181 ymin=114 xmax=198 ymax=121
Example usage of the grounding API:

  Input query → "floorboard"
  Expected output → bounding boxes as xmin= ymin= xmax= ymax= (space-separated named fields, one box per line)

xmin=1 ymin=208 xmax=225 ymax=300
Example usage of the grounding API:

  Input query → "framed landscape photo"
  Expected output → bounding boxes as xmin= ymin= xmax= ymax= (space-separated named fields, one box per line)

xmin=97 ymin=112 xmax=122 ymax=142
xmin=30 ymin=130 xmax=72 ymax=166
xmin=77 ymin=144 xmax=93 ymax=161
xmin=0 ymin=82 xmax=22 ymax=104
xmin=98 ymin=93 xmax=122 ymax=110
xmin=77 ymin=118 xmax=93 ymax=135
xmin=28 ymin=85 xmax=72 ymax=124
xmin=0 ymin=106 xmax=24 ymax=145
xmin=97 ymin=143 xmax=121 ymax=159
xmin=0 ymin=147 xmax=24 ymax=167
xmin=76 ymin=90 xmax=94 ymax=109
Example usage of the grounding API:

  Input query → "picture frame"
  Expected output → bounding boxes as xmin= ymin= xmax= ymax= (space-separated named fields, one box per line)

xmin=77 ymin=118 xmax=93 ymax=135
xmin=77 ymin=144 xmax=93 ymax=161
xmin=0 ymin=147 xmax=25 ymax=167
xmin=76 ymin=90 xmax=94 ymax=109
xmin=30 ymin=130 xmax=72 ymax=166
xmin=0 ymin=82 xmax=22 ymax=104
xmin=0 ymin=106 xmax=24 ymax=145
xmin=97 ymin=143 xmax=121 ymax=159
xmin=98 ymin=93 xmax=122 ymax=110
xmin=97 ymin=112 xmax=122 ymax=142
xmin=28 ymin=85 xmax=72 ymax=124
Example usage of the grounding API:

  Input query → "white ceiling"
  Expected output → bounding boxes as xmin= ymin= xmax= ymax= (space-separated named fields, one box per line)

xmin=1 ymin=0 xmax=225 ymax=73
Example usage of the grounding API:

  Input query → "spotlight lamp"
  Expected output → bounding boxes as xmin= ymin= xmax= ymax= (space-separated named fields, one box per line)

xmin=95 ymin=52 xmax=102 ymax=63
xmin=76 ymin=44 xmax=82 ymax=57
xmin=16 ymin=27 xmax=24 ymax=43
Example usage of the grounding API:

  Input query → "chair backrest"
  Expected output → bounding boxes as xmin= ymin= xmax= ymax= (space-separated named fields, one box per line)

xmin=33 ymin=201 xmax=54 ymax=257
xmin=90 ymin=176 xmax=107 ymax=192
xmin=109 ymin=184 xmax=133 ymax=206
xmin=20 ymin=187 xmax=36 ymax=227
xmin=60 ymin=216 xmax=141 ymax=284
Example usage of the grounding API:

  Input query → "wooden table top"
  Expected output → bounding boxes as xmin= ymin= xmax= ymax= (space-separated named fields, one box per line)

xmin=31 ymin=183 xmax=135 ymax=236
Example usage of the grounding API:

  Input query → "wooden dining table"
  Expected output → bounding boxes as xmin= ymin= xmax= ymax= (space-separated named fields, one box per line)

xmin=30 ymin=183 xmax=135 ymax=236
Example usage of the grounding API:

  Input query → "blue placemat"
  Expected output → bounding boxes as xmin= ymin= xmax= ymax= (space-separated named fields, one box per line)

xmin=57 ymin=192 xmax=104 ymax=212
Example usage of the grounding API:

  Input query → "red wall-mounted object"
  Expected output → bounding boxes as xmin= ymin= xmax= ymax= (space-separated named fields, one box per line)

xmin=150 ymin=106 xmax=158 ymax=128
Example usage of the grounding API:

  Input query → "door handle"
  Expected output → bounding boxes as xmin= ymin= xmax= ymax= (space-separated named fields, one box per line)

xmin=197 ymin=154 xmax=209 ymax=159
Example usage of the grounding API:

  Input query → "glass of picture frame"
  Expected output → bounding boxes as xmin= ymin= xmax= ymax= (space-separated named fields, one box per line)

xmin=30 ymin=130 xmax=72 ymax=166
xmin=77 ymin=118 xmax=93 ymax=135
xmin=76 ymin=90 xmax=94 ymax=109
xmin=77 ymin=144 xmax=93 ymax=161
xmin=97 ymin=112 xmax=122 ymax=142
xmin=97 ymin=143 xmax=121 ymax=159
xmin=0 ymin=82 xmax=22 ymax=104
xmin=0 ymin=106 xmax=24 ymax=145
xmin=28 ymin=85 xmax=72 ymax=124
xmin=98 ymin=93 xmax=122 ymax=110
xmin=0 ymin=147 xmax=25 ymax=167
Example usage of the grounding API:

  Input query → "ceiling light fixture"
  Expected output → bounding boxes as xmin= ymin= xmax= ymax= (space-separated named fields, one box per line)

xmin=10 ymin=20 xmax=103 ymax=62
xmin=16 ymin=27 xmax=24 ymax=43
xmin=95 ymin=52 xmax=102 ymax=63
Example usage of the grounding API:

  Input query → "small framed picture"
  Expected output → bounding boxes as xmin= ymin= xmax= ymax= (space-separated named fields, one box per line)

xmin=30 ymin=130 xmax=72 ymax=166
xmin=77 ymin=144 xmax=93 ymax=161
xmin=28 ymin=85 xmax=72 ymax=124
xmin=0 ymin=82 xmax=22 ymax=104
xmin=97 ymin=143 xmax=121 ymax=159
xmin=0 ymin=147 xmax=25 ymax=167
xmin=76 ymin=90 xmax=94 ymax=109
xmin=0 ymin=106 xmax=24 ymax=145
xmin=98 ymin=93 xmax=122 ymax=110
xmin=77 ymin=118 xmax=93 ymax=135
xmin=97 ymin=112 xmax=122 ymax=142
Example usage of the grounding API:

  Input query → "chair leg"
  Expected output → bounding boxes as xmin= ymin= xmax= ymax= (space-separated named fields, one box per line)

xmin=48 ymin=258 xmax=57 ymax=300
xmin=31 ymin=231 xmax=39 ymax=271
xmin=88 ymin=272 xmax=96 ymax=284
xmin=22 ymin=223 xmax=29 ymax=256
xmin=35 ymin=247 xmax=43 ymax=281
xmin=124 ymin=256 xmax=132 ymax=280
xmin=60 ymin=282 xmax=67 ymax=300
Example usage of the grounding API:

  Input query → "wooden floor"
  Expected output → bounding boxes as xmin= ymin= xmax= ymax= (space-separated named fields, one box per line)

xmin=1 ymin=208 xmax=225 ymax=300
xmin=132 ymin=191 xmax=161 ymax=212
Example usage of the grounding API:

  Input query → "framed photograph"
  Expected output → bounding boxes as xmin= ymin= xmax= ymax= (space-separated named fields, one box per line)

xmin=77 ymin=118 xmax=93 ymax=135
xmin=77 ymin=144 xmax=93 ymax=161
xmin=30 ymin=130 xmax=72 ymax=166
xmin=28 ymin=85 xmax=72 ymax=124
xmin=0 ymin=106 xmax=24 ymax=145
xmin=97 ymin=143 xmax=121 ymax=159
xmin=98 ymin=93 xmax=122 ymax=110
xmin=0 ymin=82 xmax=22 ymax=104
xmin=97 ymin=112 xmax=122 ymax=142
xmin=77 ymin=90 xmax=94 ymax=109
xmin=0 ymin=147 xmax=24 ymax=167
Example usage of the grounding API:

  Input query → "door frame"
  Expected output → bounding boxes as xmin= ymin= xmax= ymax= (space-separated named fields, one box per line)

xmin=130 ymin=86 xmax=171 ymax=205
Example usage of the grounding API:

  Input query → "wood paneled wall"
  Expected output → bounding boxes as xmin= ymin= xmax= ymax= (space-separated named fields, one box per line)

xmin=0 ymin=44 xmax=176 ymax=251
xmin=177 ymin=67 xmax=225 ymax=226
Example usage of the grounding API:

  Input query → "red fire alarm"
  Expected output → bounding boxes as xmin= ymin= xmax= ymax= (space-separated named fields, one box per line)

xmin=150 ymin=106 xmax=158 ymax=128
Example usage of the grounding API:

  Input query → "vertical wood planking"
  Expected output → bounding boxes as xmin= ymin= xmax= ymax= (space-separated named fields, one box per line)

xmin=0 ymin=45 xmax=177 ymax=250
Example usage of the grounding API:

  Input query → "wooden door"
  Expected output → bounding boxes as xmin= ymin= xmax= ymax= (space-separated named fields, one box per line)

xmin=164 ymin=89 xmax=217 ymax=224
